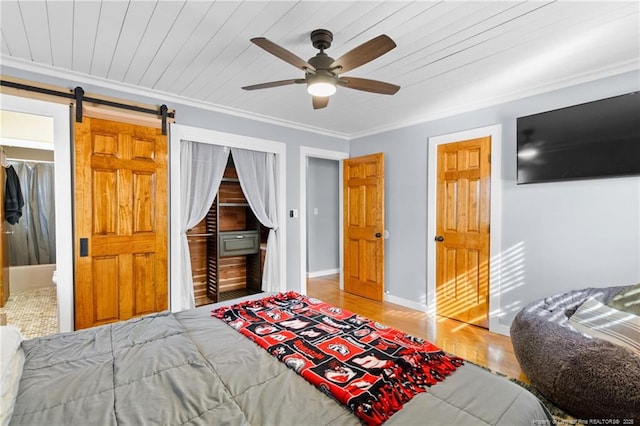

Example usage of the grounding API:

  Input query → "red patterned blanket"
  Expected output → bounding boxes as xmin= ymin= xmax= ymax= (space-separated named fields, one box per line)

xmin=212 ymin=292 xmax=463 ymax=425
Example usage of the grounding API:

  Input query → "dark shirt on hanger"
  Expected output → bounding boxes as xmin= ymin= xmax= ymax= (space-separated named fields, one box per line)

xmin=5 ymin=165 xmax=24 ymax=225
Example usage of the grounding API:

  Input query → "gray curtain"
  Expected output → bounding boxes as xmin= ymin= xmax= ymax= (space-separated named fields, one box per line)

xmin=8 ymin=161 xmax=56 ymax=266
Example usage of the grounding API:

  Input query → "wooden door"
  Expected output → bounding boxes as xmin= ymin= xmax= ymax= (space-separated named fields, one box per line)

xmin=436 ymin=137 xmax=491 ymax=328
xmin=74 ymin=117 xmax=168 ymax=330
xmin=0 ymin=166 xmax=9 ymax=307
xmin=343 ymin=153 xmax=385 ymax=301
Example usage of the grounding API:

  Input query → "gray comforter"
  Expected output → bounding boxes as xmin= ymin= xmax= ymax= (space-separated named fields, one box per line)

xmin=11 ymin=299 xmax=551 ymax=425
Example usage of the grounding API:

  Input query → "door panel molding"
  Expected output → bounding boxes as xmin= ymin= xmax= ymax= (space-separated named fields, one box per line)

xmin=74 ymin=117 xmax=168 ymax=329
xmin=343 ymin=153 xmax=385 ymax=301
xmin=427 ymin=125 xmax=506 ymax=336
xmin=436 ymin=137 xmax=491 ymax=328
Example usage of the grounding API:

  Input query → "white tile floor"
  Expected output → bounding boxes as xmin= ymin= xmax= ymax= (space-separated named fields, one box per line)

xmin=0 ymin=287 xmax=58 ymax=339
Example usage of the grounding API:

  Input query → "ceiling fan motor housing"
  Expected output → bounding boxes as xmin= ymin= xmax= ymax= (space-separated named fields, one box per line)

xmin=308 ymin=53 xmax=336 ymax=73
xmin=310 ymin=29 xmax=333 ymax=51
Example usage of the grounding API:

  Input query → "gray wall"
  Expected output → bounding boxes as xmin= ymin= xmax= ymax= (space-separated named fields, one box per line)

xmin=1 ymin=65 xmax=350 ymax=293
xmin=306 ymin=157 xmax=339 ymax=274
xmin=351 ymin=70 xmax=640 ymax=328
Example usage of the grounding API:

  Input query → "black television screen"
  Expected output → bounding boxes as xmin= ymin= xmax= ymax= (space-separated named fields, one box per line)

xmin=516 ymin=91 xmax=640 ymax=184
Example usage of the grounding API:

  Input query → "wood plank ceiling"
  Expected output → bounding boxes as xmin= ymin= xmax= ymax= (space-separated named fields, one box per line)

xmin=1 ymin=1 xmax=638 ymax=138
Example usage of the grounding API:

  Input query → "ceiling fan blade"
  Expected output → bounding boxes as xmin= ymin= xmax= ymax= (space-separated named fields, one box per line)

xmin=251 ymin=37 xmax=316 ymax=72
xmin=312 ymin=96 xmax=329 ymax=109
xmin=242 ymin=79 xmax=305 ymax=91
xmin=338 ymin=77 xmax=400 ymax=95
xmin=330 ymin=35 xmax=396 ymax=74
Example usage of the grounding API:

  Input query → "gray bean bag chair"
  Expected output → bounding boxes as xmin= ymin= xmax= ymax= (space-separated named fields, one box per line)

xmin=510 ymin=285 xmax=640 ymax=421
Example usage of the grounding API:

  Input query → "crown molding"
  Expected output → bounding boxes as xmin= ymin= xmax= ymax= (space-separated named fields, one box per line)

xmin=3 ymin=55 xmax=637 ymax=142
xmin=350 ymin=61 xmax=640 ymax=140
xmin=0 ymin=56 xmax=350 ymax=141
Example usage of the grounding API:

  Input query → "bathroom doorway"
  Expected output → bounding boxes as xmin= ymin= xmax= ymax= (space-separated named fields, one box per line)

xmin=0 ymin=118 xmax=57 ymax=336
xmin=0 ymin=95 xmax=72 ymax=334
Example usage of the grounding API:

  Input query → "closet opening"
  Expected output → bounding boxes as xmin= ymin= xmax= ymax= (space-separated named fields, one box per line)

xmin=187 ymin=154 xmax=267 ymax=306
xmin=170 ymin=123 xmax=287 ymax=312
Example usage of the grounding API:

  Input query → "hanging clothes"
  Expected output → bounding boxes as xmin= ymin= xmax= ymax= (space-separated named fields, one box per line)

xmin=8 ymin=161 xmax=56 ymax=266
xmin=4 ymin=165 xmax=24 ymax=225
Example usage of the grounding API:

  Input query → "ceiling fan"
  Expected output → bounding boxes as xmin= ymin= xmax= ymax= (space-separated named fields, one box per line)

xmin=242 ymin=29 xmax=400 ymax=109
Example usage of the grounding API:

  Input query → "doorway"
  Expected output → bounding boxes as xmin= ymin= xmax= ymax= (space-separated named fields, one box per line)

xmin=299 ymin=147 xmax=348 ymax=295
xmin=427 ymin=125 xmax=506 ymax=335
xmin=306 ymin=157 xmax=340 ymax=280
xmin=0 ymin=95 xmax=73 ymax=333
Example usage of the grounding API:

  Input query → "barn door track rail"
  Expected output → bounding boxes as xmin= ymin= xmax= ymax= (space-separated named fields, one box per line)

xmin=1 ymin=79 xmax=174 ymax=135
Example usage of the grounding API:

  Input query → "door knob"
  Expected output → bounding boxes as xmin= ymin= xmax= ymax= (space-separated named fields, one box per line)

xmin=375 ymin=232 xmax=382 ymax=238
xmin=435 ymin=236 xmax=444 ymax=242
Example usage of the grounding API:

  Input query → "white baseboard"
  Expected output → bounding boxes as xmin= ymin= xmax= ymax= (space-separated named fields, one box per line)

xmin=306 ymin=278 xmax=513 ymax=337
xmin=384 ymin=293 xmax=512 ymax=336
xmin=384 ymin=293 xmax=428 ymax=312
xmin=307 ymin=268 xmax=340 ymax=278
xmin=490 ymin=323 xmax=511 ymax=337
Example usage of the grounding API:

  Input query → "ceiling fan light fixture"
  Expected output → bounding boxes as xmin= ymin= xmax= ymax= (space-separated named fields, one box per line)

xmin=307 ymin=73 xmax=336 ymax=97
xmin=243 ymin=30 xmax=399 ymax=108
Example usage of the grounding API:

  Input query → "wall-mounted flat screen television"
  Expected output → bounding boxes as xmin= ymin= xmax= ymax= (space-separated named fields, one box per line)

xmin=516 ymin=91 xmax=640 ymax=184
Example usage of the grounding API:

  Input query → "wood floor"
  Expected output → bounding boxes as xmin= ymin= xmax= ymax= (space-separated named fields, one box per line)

xmin=307 ymin=274 xmax=529 ymax=383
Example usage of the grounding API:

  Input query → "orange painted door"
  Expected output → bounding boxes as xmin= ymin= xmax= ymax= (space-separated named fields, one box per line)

xmin=0 ymin=166 xmax=9 ymax=307
xmin=74 ymin=117 xmax=168 ymax=330
xmin=436 ymin=137 xmax=491 ymax=329
xmin=343 ymin=153 xmax=385 ymax=301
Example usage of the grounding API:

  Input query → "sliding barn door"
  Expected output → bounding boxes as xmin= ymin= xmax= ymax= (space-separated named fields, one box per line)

xmin=74 ymin=117 xmax=168 ymax=330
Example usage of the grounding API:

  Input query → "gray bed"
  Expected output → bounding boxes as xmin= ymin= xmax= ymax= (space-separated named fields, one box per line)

xmin=9 ymin=295 xmax=551 ymax=425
